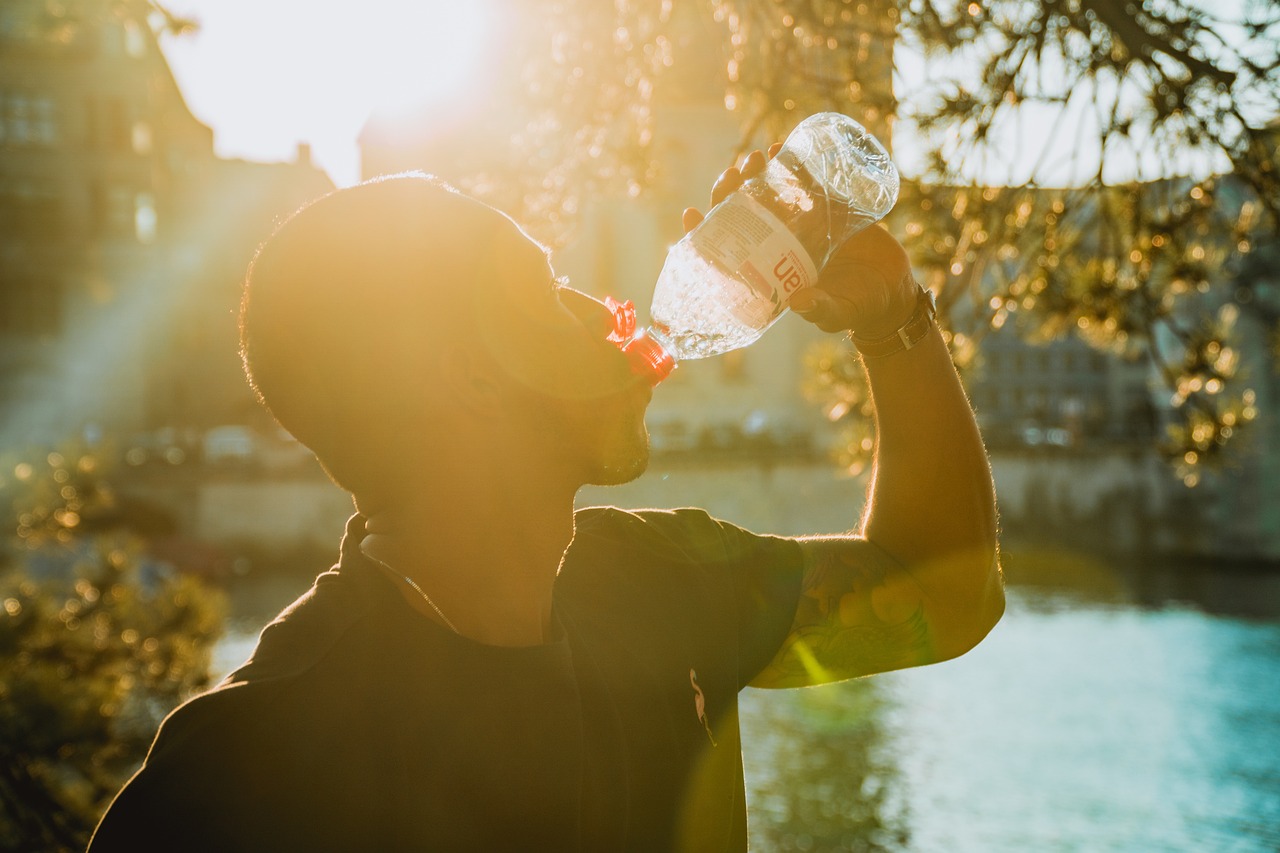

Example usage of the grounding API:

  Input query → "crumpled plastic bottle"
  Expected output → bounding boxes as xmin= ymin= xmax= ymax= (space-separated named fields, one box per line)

xmin=618 ymin=112 xmax=900 ymax=384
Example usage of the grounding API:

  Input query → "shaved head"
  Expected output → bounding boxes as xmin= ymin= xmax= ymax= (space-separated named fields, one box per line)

xmin=240 ymin=173 xmax=526 ymax=493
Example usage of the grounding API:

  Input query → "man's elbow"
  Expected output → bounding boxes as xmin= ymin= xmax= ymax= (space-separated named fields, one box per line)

xmin=934 ymin=547 xmax=1005 ymax=662
xmin=957 ymin=572 xmax=1006 ymax=658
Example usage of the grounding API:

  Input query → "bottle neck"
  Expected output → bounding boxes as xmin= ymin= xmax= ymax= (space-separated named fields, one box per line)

xmin=621 ymin=327 xmax=677 ymax=384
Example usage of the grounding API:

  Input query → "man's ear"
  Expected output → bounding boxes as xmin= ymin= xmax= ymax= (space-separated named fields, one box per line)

xmin=438 ymin=344 xmax=504 ymax=417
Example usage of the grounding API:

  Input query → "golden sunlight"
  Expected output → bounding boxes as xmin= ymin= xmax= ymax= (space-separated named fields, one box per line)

xmin=161 ymin=0 xmax=497 ymax=186
xmin=361 ymin=0 xmax=497 ymax=119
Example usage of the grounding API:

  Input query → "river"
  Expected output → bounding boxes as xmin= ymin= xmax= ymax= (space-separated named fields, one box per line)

xmin=213 ymin=559 xmax=1280 ymax=852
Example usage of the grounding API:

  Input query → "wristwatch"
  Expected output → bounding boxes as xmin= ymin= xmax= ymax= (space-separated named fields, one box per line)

xmin=849 ymin=282 xmax=938 ymax=359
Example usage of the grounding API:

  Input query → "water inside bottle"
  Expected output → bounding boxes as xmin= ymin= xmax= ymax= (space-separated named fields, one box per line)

xmin=640 ymin=113 xmax=897 ymax=368
xmin=649 ymin=241 xmax=771 ymax=360
xmin=760 ymin=155 xmax=882 ymax=271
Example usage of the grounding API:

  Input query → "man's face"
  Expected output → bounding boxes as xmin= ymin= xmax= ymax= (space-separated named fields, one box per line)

xmin=477 ymin=220 xmax=652 ymax=486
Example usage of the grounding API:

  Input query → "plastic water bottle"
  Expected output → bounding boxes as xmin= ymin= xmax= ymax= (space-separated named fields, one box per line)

xmin=622 ymin=112 xmax=899 ymax=383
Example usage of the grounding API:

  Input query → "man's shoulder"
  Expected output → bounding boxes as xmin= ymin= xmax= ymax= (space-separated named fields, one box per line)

xmin=222 ymin=563 xmax=392 ymax=687
xmin=572 ymin=505 xmax=723 ymax=551
xmin=571 ymin=504 xmax=796 ymax=564
xmin=150 ymin=571 xmax=383 ymax=746
xmin=128 ymin=569 xmax=399 ymax=787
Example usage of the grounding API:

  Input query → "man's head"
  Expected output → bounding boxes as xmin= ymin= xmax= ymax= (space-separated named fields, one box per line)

xmin=240 ymin=174 xmax=651 ymax=503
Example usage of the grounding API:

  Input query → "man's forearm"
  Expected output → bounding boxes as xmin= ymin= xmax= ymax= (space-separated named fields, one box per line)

xmin=860 ymin=323 xmax=1003 ymax=657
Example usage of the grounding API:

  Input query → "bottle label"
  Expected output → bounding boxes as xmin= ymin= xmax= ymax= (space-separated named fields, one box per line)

xmin=690 ymin=192 xmax=819 ymax=327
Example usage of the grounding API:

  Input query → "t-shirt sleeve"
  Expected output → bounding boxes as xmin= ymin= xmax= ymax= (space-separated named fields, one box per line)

xmin=573 ymin=506 xmax=804 ymax=690
xmin=698 ymin=512 xmax=805 ymax=688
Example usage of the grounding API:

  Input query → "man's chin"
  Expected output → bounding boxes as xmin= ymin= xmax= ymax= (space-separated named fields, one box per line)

xmin=587 ymin=440 xmax=651 ymax=486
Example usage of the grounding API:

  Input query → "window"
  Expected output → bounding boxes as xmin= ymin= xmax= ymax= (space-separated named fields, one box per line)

xmin=123 ymin=20 xmax=146 ymax=58
xmin=0 ymin=93 xmax=58 ymax=146
xmin=7 ymin=94 xmax=30 ymax=144
xmin=0 ymin=6 xmax=88 ymax=50
xmin=131 ymin=120 xmax=152 ymax=154
xmin=135 ymin=192 xmax=157 ymax=243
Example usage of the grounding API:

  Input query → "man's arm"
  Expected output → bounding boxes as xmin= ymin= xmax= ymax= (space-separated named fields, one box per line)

xmin=689 ymin=149 xmax=1003 ymax=689
xmin=751 ymin=317 xmax=1004 ymax=687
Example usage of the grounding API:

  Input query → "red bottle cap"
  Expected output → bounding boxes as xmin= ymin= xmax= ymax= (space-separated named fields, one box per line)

xmin=603 ymin=296 xmax=636 ymax=346
xmin=622 ymin=329 xmax=677 ymax=384
xmin=602 ymin=296 xmax=676 ymax=384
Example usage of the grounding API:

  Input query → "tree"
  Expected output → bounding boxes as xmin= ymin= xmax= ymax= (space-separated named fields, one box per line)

xmin=8 ymin=0 xmax=197 ymax=43
xmin=0 ymin=447 xmax=224 ymax=852
xmin=480 ymin=0 xmax=1280 ymax=479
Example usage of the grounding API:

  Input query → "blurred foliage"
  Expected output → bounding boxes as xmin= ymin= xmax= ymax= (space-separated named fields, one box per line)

xmin=4 ymin=0 xmax=197 ymax=47
xmin=497 ymin=0 xmax=1279 ymax=481
xmin=804 ymin=341 xmax=877 ymax=477
xmin=460 ymin=1 xmax=674 ymax=240
xmin=0 ymin=447 xmax=224 ymax=852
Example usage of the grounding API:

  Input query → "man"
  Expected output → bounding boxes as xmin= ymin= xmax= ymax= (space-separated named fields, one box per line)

xmin=90 ymin=150 xmax=1002 ymax=851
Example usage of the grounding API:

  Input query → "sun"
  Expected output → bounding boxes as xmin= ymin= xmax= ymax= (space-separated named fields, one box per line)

xmin=160 ymin=0 xmax=498 ymax=186
xmin=358 ymin=0 xmax=498 ymax=120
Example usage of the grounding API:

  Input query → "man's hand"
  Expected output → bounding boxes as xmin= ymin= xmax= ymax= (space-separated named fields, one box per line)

xmin=682 ymin=146 xmax=917 ymax=341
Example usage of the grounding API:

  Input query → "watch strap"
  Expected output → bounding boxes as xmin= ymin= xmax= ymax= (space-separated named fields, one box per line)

xmin=849 ymin=282 xmax=938 ymax=359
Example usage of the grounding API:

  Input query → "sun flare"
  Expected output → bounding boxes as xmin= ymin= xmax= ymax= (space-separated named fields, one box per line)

xmin=161 ymin=0 xmax=498 ymax=186
xmin=359 ymin=0 xmax=497 ymax=119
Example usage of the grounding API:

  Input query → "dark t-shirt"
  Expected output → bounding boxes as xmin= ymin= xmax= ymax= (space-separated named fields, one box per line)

xmin=88 ymin=506 xmax=804 ymax=852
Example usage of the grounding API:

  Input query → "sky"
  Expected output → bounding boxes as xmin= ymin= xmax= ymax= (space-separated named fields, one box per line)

xmin=158 ymin=0 xmax=498 ymax=187
xmin=156 ymin=1 xmax=1249 ymax=190
xmin=153 ymin=3 xmax=1036 ymax=190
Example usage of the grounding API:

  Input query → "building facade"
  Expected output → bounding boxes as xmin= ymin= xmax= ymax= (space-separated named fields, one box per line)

xmin=0 ymin=1 xmax=331 ymax=454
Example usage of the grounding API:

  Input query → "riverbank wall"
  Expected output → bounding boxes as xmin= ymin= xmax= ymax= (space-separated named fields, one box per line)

xmin=118 ymin=447 xmax=1274 ymax=571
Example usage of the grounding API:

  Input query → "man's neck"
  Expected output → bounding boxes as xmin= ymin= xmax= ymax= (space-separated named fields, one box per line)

xmin=358 ymin=478 xmax=577 ymax=647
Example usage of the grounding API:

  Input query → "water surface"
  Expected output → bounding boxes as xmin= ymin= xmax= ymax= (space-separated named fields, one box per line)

xmin=741 ymin=572 xmax=1280 ymax=852
xmin=212 ymin=564 xmax=1280 ymax=851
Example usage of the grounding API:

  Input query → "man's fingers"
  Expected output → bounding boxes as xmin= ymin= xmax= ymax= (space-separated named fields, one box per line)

xmin=711 ymin=167 xmax=743 ymax=206
xmin=687 ymin=143 xmax=782 ymax=233
xmin=789 ymin=288 xmax=856 ymax=333
xmin=682 ymin=207 xmax=704 ymax=233
xmin=740 ymin=149 xmax=766 ymax=178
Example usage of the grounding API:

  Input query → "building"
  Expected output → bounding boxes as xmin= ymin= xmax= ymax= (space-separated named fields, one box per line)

xmin=0 ymin=1 xmax=332 ymax=453
xmin=968 ymin=327 xmax=1156 ymax=450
